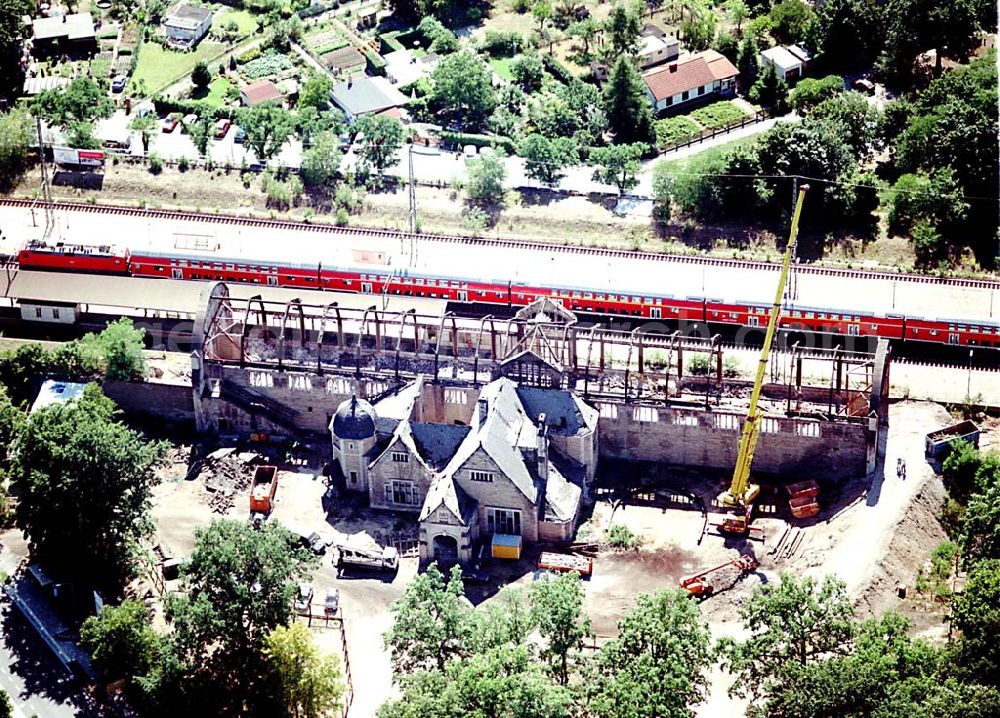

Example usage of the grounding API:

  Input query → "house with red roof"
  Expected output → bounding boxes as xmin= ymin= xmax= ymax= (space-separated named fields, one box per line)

xmin=240 ymin=80 xmax=283 ymax=107
xmin=642 ymin=50 xmax=739 ymax=114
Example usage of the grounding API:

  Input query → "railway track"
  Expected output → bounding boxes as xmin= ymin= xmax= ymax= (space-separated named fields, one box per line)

xmin=4 ymin=197 xmax=999 ymax=291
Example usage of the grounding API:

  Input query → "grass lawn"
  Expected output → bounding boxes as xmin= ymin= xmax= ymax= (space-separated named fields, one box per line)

xmin=129 ymin=40 xmax=227 ymax=95
xmin=689 ymin=100 xmax=751 ymax=130
xmin=489 ymin=57 xmax=514 ymax=81
xmin=212 ymin=8 xmax=258 ymax=36
xmin=660 ymin=136 xmax=754 ymax=172
xmin=198 ymin=76 xmax=234 ymax=107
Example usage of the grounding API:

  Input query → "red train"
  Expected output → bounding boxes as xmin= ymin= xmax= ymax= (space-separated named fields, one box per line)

xmin=16 ymin=240 xmax=1000 ymax=349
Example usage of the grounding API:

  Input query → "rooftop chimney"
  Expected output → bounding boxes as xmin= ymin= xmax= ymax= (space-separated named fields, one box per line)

xmin=536 ymin=413 xmax=548 ymax=482
xmin=668 ymin=62 xmax=678 ymax=72
xmin=476 ymin=396 xmax=488 ymax=428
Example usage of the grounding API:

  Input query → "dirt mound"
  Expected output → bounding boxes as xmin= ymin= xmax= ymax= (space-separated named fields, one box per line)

xmin=855 ymin=476 xmax=950 ymax=633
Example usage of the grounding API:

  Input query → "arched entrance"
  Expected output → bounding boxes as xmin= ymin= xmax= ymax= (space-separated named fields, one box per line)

xmin=432 ymin=534 xmax=458 ymax=562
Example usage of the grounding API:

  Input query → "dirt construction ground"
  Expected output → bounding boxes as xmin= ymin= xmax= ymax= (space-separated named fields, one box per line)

xmin=0 ymin=398 xmax=969 ymax=717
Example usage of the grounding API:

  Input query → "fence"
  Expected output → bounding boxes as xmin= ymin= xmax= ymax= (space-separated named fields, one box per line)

xmin=299 ymin=611 xmax=354 ymax=717
xmin=659 ymin=108 xmax=772 ymax=154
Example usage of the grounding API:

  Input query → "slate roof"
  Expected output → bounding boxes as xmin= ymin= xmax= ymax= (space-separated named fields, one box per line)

xmin=542 ymin=455 xmax=583 ymax=523
xmin=331 ymin=396 xmax=376 ymax=440
xmin=642 ymin=50 xmax=739 ymax=102
xmin=168 ymin=4 xmax=212 ymax=24
xmin=33 ymin=12 xmax=95 ymax=41
xmin=419 ymin=474 xmax=477 ymax=524
xmin=516 ymin=386 xmax=590 ymax=436
xmin=410 ymin=423 xmax=471 ymax=471
xmin=330 ymin=76 xmax=409 ymax=117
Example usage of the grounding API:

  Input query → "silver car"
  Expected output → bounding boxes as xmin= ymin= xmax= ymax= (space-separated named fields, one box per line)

xmin=293 ymin=582 xmax=313 ymax=614
xmin=324 ymin=587 xmax=340 ymax=615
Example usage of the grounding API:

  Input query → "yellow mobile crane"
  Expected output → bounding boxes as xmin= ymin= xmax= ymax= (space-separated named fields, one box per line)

xmin=717 ymin=185 xmax=809 ymax=535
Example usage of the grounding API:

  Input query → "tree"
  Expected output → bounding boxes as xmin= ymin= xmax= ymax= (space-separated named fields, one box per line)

xmin=31 ymin=76 xmax=113 ymax=129
xmin=911 ymin=220 xmax=946 ymax=267
xmin=736 ymin=36 xmax=760 ymax=91
xmin=532 ymin=0 xmax=553 ymax=32
xmin=606 ymin=3 xmax=641 ymax=57
xmin=129 ymin=112 xmax=158 ymax=155
xmin=568 ymin=17 xmax=599 ymax=56
xmin=749 ymin=62 xmax=789 ymax=113
xmin=713 ymin=31 xmax=739 ymax=63
xmin=878 ymin=0 xmax=981 ymax=81
xmin=298 ymin=73 xmax=333 ymax=112
xmin=952 ymin=559 xmax=1000 ymax=684
xmin=12 ymin=384 xmax=167 ymax=593
xmin=809 ymin=90 xmax=882 ymax=157
xmin=941 ymin=441 xmax=996 ymax=503
xmin=297 ymin=105 xmax=344 ymax=146
xmin=470 ymin=587 xmax=536 ymax=652
xmin=0 ymin=107 xmax=33 ymax=192
xmin=960 ymin=483 xmax=1000 ymax=563
xmin=383 ymin=563 xmax=472 ymax=675
xmin=80 ymin=601 xmax=161 ymax=682
xmin=185 ymin=114 xmax=213 ymax=158
xmin=191 ymin=61 xmax=211 ymax=91
xmin=237 ymin=103 xmax=295 ymax=162
xmin=511 ymin=52 xmax=545 ymax=92
xmin=681 ymin=9 xmax=717 ymax=51
xmin=465 ymin=151 xmax=507 ymax=205
xmin=813 ymin=0 xmax=886 ymax=71
xmin=727 ymin=0 xmax=749 ymax=35
xmin=530 ymin=572 xmax=590 ymax=685
xmin=355 ymin=114 xmax=405 ymax=177
xmin=417 ymin=16 xmax=458 ymax=54
xmin=769 ymin=0 xmax=813 ymax=43
xmin=0 ymin=0 xmax=33 ymax=103
xmin=719 ymin=573 xmax=855 ymax=702
xmin=379 ymin=644 xmax=571 ymax=718
xmin=68 ymin=121 xmax=101 ymax=150
xmin=300 ymin=130 xmax=341 ymax=187
xmin=651 ymin=160 xmax=675 ymax=225
xmin=90 ymin=317 xmax=148 ymax=381
xmin=886 ymin=169 xmax=969 ymax=239
xmin=788 ymin=74 xmax=844 ymax=113
xmin=264 ymin=623 xmax=345 ymax=718
xmin=521 ymin=134 xmax=578 ymax=187
xmin=430 ymin=50 xmax=497 ymax=132
xmin=590 ymin=143 xmax=646 ymax=195
xmin=603 ymin=56 xmax=654 ymax=145
xmin=0 ymin=385 xmax=22 ymax=456
xmin=585 ymin=589 xmax=712 ymax=718
xmin=166 ymin=519 xmax=317 ymax=716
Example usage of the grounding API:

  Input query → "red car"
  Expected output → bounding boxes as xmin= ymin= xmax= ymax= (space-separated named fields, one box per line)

xmin=161 ymin=116 xmax=179 ymax=133
xmin=214 ymin=118 xmax=231 ymax=139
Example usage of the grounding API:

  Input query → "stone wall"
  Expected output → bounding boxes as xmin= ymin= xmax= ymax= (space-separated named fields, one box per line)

xmin=597 ymin=404 xmax=867 ymax=480
xmin=104 ymin=380 xmax=194 ymax=427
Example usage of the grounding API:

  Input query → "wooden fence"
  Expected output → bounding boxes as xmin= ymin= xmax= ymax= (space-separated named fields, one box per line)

xmin=659 ymin=108 xmax=772 ymax=154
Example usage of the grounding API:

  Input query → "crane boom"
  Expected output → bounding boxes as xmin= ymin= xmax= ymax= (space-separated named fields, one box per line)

xmin=721 ymin=186 xmax=809 ymax=511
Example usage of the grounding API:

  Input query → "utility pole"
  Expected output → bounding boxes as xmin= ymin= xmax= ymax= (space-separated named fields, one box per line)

xmin=36 ymin=117 xmax=55 ymax=243
xmin=788 ymin=176 xmax=799 ymax=302
xmin=407 ymin=142 xmax=417 ymax=266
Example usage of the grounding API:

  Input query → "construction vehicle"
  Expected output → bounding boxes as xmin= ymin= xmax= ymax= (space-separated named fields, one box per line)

xmin=715 ymin=186 xmax=811 ymax=536
xmin=249 ymin=465 xmax=278 ymax=514
xmin=680 ymin=555 xmax=760 ymax=597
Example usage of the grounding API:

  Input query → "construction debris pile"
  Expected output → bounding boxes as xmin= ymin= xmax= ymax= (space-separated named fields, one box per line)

xmin=193 ymin=447 xmax=267 ymax=514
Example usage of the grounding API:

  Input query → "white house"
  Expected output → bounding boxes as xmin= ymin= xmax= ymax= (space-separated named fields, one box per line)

xmin=642 ymin=50 xmax=739 ymax=113
xmin=638 ymin=34 xmax=680 ymax=69
xmin=165 ymin=4 xmax=213 ymax=48
xmin=759 ymin=45 xmax=809 ymax=82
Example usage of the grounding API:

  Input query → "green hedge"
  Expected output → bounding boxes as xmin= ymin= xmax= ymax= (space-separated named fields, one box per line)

xmin=440 ymin=131 xmax=515 ymax=153
xmin=364 ymin=49 xmax=386 ymax=75
xmin=541 ymin=53 xmax=573 ymax=84
xmin=380 ymin=32 xmax=405 ymax=53
xmin=152 ymin=96 xmax=237 ymax=120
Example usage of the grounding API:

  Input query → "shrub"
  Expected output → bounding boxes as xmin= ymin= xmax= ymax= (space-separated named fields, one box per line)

xmin=688 ymin=354 xmax=712 ymax=375
xmin=335 ymin=207 xmax=349 ymax=225
xmin=148 ymin=153 xmax=164 ymax=174
xmin=723 ymin=356 xmax=741 ymax=378
xmin=266 ymin=180 xmax=292 ymax=209
xmin=607 ymin=523 xmax=641 ymax=550
xmin=481 ymin=29 xmax=524 ymax=57
xmin=440 ymin=131 xmax=515 ymax=154
xmin=690 ymin=101 xmax=750 ymax=130
xmin=177 ymin=156 xmax=190 ymax=171
xmin=461 ymin=206 xmax=489 ymax=233
xmin=655 ymin=116 xmax=700 ymax=148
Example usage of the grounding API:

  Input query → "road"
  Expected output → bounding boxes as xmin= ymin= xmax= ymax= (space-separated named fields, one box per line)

xmin=57 ymin=107 xmax=794 ymax=199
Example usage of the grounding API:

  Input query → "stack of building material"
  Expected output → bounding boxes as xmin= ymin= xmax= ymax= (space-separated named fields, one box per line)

xmin=785 ymin=480 xmax=820 ymax=519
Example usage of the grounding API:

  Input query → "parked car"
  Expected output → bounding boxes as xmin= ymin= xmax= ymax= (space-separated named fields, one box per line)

xmin=214 ymin=118 xmax=231 ymax=139
xmin=111 ymin=75 xmax=127 ymax=93
xmin=182 ymin=113 xmax=198 ymax=131
xmin=324 ymin=587 xmax=340 ymax=615
xmin=234 ymin=127 xmax=246 ymax=144
xmin=161 ymin=116 xmax=178 ymax=133
xmin=293 ymin=583 xmax=313 ymax=614
xmin=463 ymin=144 xmax=477 ymax=158
xmin=307 ymin=532 xmax=331 ymax=556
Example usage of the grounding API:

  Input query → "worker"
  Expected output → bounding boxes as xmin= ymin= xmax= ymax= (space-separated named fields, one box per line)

xmin=900 ymin=459 xmax=907 ymax=480
xmin=896 ymin=457 xmax=902 ymax=479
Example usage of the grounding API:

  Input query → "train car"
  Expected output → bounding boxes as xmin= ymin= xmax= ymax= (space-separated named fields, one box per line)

xmin=18 ymin=241 xmax=130 ymax=275
xmin=129 ymin=253 xmax=321 ymax=288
